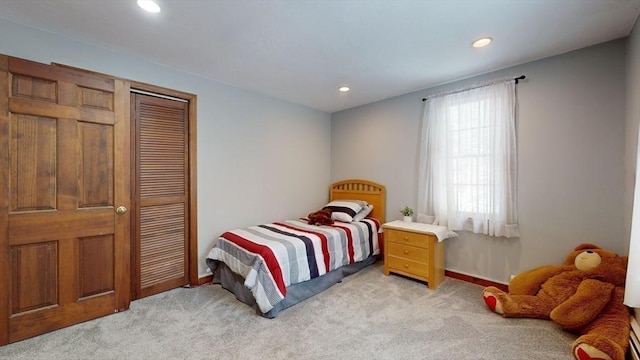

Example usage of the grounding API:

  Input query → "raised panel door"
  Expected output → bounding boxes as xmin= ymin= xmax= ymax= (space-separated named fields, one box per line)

xmin=0 ymin=55 xmax=130 ymax=344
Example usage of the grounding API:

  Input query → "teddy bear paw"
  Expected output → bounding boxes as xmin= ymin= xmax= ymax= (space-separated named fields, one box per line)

xmin=482 ymin=290 xmax=503 ymax=315
xmin=574 ymin=343 xmax=611 ymax=360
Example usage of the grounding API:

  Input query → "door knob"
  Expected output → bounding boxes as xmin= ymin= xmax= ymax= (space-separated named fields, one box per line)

xmin=115 ymin=206 xmax=128 ymax=215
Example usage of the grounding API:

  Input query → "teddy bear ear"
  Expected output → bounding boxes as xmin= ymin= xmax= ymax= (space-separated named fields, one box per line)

xmin=573 ymin=243 xmax=601 ymax=251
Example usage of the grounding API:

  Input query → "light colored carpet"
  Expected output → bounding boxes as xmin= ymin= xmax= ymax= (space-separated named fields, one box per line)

xmin=0 ymin=263 xmax=576 ymax=360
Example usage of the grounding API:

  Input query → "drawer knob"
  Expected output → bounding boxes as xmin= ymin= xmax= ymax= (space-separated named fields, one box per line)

xmin=404 ymin=264 xmax=409 ymax=268
xmin=403 ymin=237 xmax=409 ymax=241
xmin=403 ymin=250 xmax=409 ymax=255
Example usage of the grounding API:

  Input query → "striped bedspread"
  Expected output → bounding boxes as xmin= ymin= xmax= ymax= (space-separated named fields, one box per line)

xmin=206 ymin=218 xmax=380 ymax=313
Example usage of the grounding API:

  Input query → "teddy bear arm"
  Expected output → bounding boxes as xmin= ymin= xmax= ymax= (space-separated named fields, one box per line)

xmin=508 ymin=265 xmax=566 ymax=295
xmin=484 ymin=286 xmax=558 ymax=318
xmin=550 ymin=279 xmax=614 ymax=331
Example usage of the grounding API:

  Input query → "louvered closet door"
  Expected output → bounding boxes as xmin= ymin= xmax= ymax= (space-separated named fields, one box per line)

xmin=0 ymin=56 xmax=130 ymax=344
xmin=132 ymin=93 xmax=189 ymax=298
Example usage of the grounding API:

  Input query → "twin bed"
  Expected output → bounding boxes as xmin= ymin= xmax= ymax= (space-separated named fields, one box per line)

xmin=206 ymin=179 xmax=386 ymax=317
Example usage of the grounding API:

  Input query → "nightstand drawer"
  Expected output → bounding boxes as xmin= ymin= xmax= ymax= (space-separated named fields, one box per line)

xmin=387 ymin=242 xmax=428 ymax=263
xmin=385 ymin=229 xmax=430 ymax=248
xmin=387 ymin=255 xmax=429 ymax=278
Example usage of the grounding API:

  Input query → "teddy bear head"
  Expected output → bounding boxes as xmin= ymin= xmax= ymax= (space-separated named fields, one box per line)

xmin=307 ymin=209 xmax=334 ymax=226
xmin=562 ymin=243 xmax=628 ymax=287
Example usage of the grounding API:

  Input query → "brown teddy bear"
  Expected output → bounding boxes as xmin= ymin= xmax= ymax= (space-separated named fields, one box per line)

xmin=307 ymin=209 xmax=334 ymax=226
xmin=482 ymin=243 xmax=630 ymax=360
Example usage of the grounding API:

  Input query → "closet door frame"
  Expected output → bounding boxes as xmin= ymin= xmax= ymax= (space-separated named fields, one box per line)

xmin=128 ymin=81 xmax=198 ymax=298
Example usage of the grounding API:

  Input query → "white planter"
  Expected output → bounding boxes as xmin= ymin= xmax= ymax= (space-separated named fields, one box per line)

xmin=403 ymin=216 xmax=412 ymax=222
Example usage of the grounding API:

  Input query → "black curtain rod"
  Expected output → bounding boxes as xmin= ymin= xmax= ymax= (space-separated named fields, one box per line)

xmin=421 ymin=75 xmax=526 ymax=102
xmin=514 ymin=75 xmax=526 ymax=84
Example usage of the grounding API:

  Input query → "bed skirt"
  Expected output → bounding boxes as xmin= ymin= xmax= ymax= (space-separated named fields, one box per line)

xmin=206 ymin=255 xmax=378 ymax=318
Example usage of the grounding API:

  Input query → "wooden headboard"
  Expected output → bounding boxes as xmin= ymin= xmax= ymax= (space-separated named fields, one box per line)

xmin=329 ymin=179 xmax=386 ymax=223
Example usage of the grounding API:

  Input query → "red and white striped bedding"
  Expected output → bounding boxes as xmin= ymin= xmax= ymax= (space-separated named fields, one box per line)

xmin=206 ymin=217 xmax=380 ymax=313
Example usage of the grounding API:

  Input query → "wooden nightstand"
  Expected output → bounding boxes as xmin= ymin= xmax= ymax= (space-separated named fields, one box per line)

xmin=382 ymin=220 xmax=447 ymax=289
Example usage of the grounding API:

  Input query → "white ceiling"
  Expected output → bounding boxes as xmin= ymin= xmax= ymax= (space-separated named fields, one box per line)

xmin=1 ymin=0 xmax=639 ymax=113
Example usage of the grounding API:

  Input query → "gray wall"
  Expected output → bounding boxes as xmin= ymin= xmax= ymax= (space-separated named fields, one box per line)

xmin=332 ymin=39 xmax=628 ymax=283
xmin=0 ymin=19 xmax=333 ymax=277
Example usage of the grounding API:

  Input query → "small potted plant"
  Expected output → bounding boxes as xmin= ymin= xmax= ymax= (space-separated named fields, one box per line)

xmin=400 ymin=205 xmax=414 ymax=222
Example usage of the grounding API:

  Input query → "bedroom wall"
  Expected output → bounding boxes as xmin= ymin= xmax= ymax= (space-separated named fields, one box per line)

xmin=625 ymin=15 xmax=640 ymax=322
xmin=332 ymin=39 xmax=628 ymax=284
xmin=0 ymin=19 xmax=333 ymax=278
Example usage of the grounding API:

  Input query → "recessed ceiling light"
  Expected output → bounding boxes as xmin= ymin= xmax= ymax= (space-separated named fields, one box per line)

xmin=472 ymin=37 xmax=492 ymax=48
xmin=338 ymin=86 xmax=350 ymax=92
xmin=138 ymin=0 xmax=161 ymax=13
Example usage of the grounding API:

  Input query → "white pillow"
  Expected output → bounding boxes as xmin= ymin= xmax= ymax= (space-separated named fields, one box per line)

xmin=352 ymin=204 xmax=374 ymax=222
xmin=322 ymin=200 xmax=367 ymax=223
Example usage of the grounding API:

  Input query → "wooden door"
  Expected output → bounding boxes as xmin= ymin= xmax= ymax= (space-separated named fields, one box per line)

xmin=0 ymin=56 xmax=130 ymax=345
xmin=131 ymin=93 xmax=190 ymax=299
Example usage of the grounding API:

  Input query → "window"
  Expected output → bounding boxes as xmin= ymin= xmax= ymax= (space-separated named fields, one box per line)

xmin=417 ymin=80 xmax=519 ymax=238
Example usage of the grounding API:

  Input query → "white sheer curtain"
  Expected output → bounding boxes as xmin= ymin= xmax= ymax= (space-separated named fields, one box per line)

xmin=417 ymin=80 xmax=519 ymax=238
xmin=625 ymin=145 xmax=640 ymax=307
